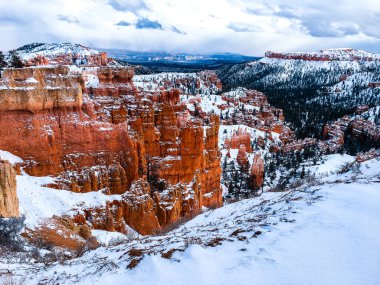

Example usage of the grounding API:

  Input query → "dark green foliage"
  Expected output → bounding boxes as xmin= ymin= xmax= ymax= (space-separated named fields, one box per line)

xmin=0 ymin=216 xmax=25 ymax=251
xmin=0 ymin=51 xmax=7 ymax=77
xmin=9 ymin=50 xmax=24 ymax=68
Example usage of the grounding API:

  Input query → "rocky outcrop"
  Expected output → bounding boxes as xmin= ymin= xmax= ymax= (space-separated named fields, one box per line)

xmin=224 ymin=128 xmax=252 ymax=152
xmin=265 ymin=49 xmax=379 ymax=62
xmin=0 ymin=160 xmax=19 ymax=218
xmin=249 ymin=154 xmax=264 ymax=189
xmin=322 ymin=115 xmax=380 ymax=151
xmin=0 ymin=65 xmax=223 ymax=235
xmin=74 ymin=172 xmax=214 ymax=235
xmin=20 ymin=43 xmax=111 ymax=67
xmin=220 ymin=89 xmax=294 ymax=142
xmin=0 ymin=67 xmax=83 ymax=113
xmin=236 ymin=145 xmax=249 ymax=166
xmin=0 ymin=66 xmax=139 ymax=194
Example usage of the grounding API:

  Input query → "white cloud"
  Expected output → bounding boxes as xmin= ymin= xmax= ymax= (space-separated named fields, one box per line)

xmin=0 ymin=0 xmax=379 ymax=55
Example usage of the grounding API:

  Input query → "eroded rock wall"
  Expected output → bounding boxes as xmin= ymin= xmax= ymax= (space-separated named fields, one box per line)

xmin=0 ymin=66 xmax=223 ymax=235
xmin=0 ymin=161 xmax=19 ymax=218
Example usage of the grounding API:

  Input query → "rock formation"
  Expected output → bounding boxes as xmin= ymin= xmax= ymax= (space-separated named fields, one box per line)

xmin=249 ymin=154 xmax=264 ymax=189
xmin=0 ymin=160 xmax=19 ymax=218
xmin=322 ymin=115 xmax=380 ymax=151
xmin=0 ymin=65 xmax=223 ymax=234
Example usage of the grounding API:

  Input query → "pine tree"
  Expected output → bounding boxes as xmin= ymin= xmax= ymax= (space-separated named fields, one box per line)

xmin=9 ymin=50 xmax=24 ymax=68
xmin=0 ymin=51 xmax=7 ymax=77
xmin=300 ymin=166 xmax=306 ymax=179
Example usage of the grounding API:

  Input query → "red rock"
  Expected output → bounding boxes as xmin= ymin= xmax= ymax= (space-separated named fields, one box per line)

xmin=0 ymin=65 xmax=223 ymax=235
xmin=249 ymin=154 xmax=264 ymax=189
xmin=224 ymin=127 xmax=252 ymax=152
xmin=0 ymin=67 xmax=139 ymax=194
xmin=0 ymin=160 xmax=19 ymax=217
xmin=236 ymin=145 xmax=249 ymax=166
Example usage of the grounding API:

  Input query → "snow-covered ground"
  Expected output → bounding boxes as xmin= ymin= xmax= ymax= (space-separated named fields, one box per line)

xmin=1 ymin=155 xmax=379 ymax=285
xmin=94 ymin=182 xmax=380 ymax=285
xmin=17 ymin=174 xmax=125 ymax=228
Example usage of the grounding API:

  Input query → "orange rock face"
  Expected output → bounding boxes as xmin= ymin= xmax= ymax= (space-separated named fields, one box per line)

xmin=0 ymin=66 xmax=223 ymax=235
xmin=25 ymin=50 xmax=112 ymax=67
xmin=236 ymin=145 xmax=249 ymax=166
xmin=224 ymin=128 xmax=252 ymax=152
xmin=249 ymin=154 xmax=264 ymax=189
xmin=0 ymin=67 xmax=139 ymax=194
xmin=220 ymin=89 xmax=295 ymax=144
xmin=0 ymin=160 xmax=19 ymax=218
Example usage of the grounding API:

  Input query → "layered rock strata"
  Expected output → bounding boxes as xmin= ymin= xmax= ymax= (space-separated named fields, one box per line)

xmin=0 ymin=66 xmax=223 ymax=234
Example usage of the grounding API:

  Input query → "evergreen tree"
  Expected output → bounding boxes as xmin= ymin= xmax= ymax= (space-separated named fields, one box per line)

xmin=0 ymin=51 xmax=6 ymax=77
xmin=9 ymin=51 xmax=24 ymax=68
xmin=300 ymin=166 xmax=306 ymax=179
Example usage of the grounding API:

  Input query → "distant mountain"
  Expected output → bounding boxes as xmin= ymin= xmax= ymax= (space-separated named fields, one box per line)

xmin=218 ymin=48 xmax=380 ymax=138
xmin=15 ymin=43 xmax=101 ymax=61
xmin=11 ymin=43 xmax=258 ymax=72
xmin=97 ymin=48 xmax=259 ymax=72
xmin=11 ymin=43 xmax=113 ymax=66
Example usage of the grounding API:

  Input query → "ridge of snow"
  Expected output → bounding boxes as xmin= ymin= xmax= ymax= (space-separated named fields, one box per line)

xmin=15 ymin=43 xmax=101 ymax=61
xmin=0 ymin=150 xmax=24 ymax=165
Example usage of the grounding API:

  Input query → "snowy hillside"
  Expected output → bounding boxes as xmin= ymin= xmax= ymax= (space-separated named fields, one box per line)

xmin=15 ymin=43 xmax=101 ymax=61
xmin=265 ymin=48 xmax=380 ymax=61
xmin=218 ymin=48 xmax=380 ymax=138
xmin=1 ymin=155 xmax=379 ymax=284
xmin=220 ymin=48 xmax=380 ymax=91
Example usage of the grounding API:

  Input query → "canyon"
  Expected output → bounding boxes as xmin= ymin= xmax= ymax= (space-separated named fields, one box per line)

xmin=0 ymin=44 xmax=378 ymax=251
xmin=0 ymin=61 xmax=223 ymax=235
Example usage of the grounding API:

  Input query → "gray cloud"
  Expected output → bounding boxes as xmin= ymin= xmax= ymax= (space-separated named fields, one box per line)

xmin=108 ymin=0 xmax=147 ymax=12
xmin=57 ymin=15 xmax=79 ymax=24
xmin=246 ymin=4 xmax=298 ymax=19
xmin=171 ymin=26 xmax=186 ymax=35
xmin=227 ymin=22 xmax=262 ymax=33
xmin=246 ymin=6 xmax=273 ymax=16
xmin=1 ymin=0 xmax=380 ymax=55
xmin=244 ymin=2 xmax=373 ymax=39
xmin=115 ymin=20 xmax=131 ymax=26
xmin=302 ymin=21 xmax=361 ymax=37
xmin=135 ymin=18 xmax=162 ymax=30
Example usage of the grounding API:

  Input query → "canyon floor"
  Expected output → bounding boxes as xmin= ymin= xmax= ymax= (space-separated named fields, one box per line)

xmin=1 ymin=154 xmax=379 ymax=285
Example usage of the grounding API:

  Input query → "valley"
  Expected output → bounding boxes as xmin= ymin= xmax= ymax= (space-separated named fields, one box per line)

xmin=0 ymin=43 xmax=379 ymax=285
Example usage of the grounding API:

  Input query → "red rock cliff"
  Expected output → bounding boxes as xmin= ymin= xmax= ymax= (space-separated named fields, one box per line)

xmin=0 ymin=66 xmax=223 ymax=235
xmin=0 ymin=160 xmax=19 ymax=218
xmin=0 ymin=67 xmax=139 ymax=194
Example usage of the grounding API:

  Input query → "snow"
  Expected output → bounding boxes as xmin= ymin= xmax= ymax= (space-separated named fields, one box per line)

xmin=16 ymin=43 xmax=101 ymax=61
xmin=86 ymin=73 xmax=100 ymax=88
xmin=85 ymin=161 xmax=380 ymax=285
xmin=92 ymin=230 xmax=130 ymax=246
xmin=2 ymin=155 xmax=378 ymax=284
xmin=0 ymin=150 xmax=24 ymax=164
xmin=308 ymin=154 xmax=355 ymax=176
xmin=17 ymin=173 xmax=124 ymax=228
xmin=25 ymin=77 xmax=39 ymax=84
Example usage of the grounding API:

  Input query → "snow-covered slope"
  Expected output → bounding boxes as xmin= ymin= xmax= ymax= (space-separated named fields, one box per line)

xmin=15 ymin=43 xmax=101 ymax=61
xmin=1 ymin=155 xmax=379 ymax=284
xmin=220 ymin=48 xmax=380 ymax=91
xmin=218 ymin=48 xmax=380 ymax=138
xmin=265 ymin=48 xmax=380 ymax=61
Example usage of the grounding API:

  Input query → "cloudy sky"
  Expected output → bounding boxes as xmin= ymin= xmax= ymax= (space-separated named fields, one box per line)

xmin=1 ymin=0 xmax=379 ymax=55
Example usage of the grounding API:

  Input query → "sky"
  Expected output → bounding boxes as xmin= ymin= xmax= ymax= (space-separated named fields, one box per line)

xmin=0 ymin=0 xmax=380 ymax=56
